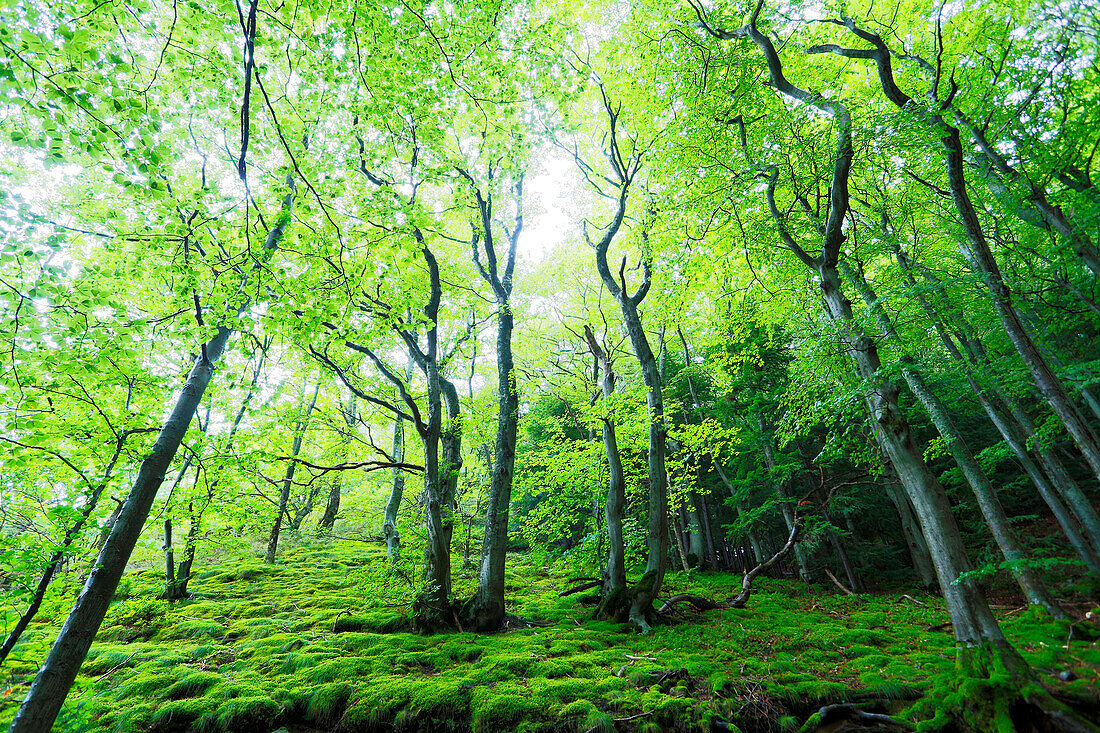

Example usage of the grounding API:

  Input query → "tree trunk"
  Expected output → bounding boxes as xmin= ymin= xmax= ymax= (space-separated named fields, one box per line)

xmin=318 ymin=392 xmax=356 ymax=534
xmin=471 ymin=297 xmax=518 ymax=630
xmin=440 ymin=380 xmax=462 ymax=575
xmin=9 ymin=179 xmax=296 ymax=733
xmin=884 ymin=478 xmax=938 ymax=590
xmin=462 ymin=173 xmax=521 ymax=632
xmin=0 ymin=432 xmax=131 ymax=666
xmin=842 ymin=261 xmax=1065 ymax=616
xmin=817 ymin=261 xmax=1006 ymax=649
xmin=383 ymin=413 xmax=407 ymax=561
xmin=585 ymin=325 xmax=627 ymax=593
xmin=265 ymin=381 xmax=320 ymax=564
xmin=887 ymin=233 xmax=1100 ymax=572
xmin=757 ymin=420 xmax=812 ymax=582
xmin=823 ymin=508 xmax=862 ymax=592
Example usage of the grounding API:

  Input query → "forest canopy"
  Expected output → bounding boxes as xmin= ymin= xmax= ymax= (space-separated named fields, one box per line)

xmin=1 ymin=0 xmax=1099 ymax=730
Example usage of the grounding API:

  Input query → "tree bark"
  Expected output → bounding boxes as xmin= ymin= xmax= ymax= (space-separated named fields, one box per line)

xmin=842 ymin=260 xmax=1065 ymax=616
xmin=585 ymin=325 xmax=627 ymax=592
xmin=265 ymin=380 xmax=320 ymax=563
xmin=318 ymin=392 xmax=356 ymax=533
xmin=883 ymin=477 xmax=938 ymax=590
xmin=8 ymin=173 xmax=296 ymax=733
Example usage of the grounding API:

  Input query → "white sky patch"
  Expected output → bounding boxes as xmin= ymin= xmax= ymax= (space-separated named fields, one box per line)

xmin=520 ymin=147 xmax=583 ymax=263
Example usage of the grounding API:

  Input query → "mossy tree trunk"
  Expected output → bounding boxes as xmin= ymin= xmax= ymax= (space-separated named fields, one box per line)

xmin=841 ymin=260 xmax=1065 ymax=616
xmin=459 ymin=168 xmax=522 ymax=632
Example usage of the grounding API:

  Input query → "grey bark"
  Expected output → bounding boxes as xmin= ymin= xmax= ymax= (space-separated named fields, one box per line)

xmin=883 ymin=477 xmax=938 ymax=589
xmin=8 ymin=174 xmax=296 ymax=733
xmin=383 ymin=414 xmax=407 ymax=561
xmin=585 ymin=325 xmax=627 ymax=591
xmin=265 ymin=380 xmax=320 ymax=564
xmin=757 ymin=419 xmax=812 ymax=582
xmin=462 ymin=170 xmax=522 ymax=631
xmin=842 ymin=260 xmax=1065 ymax=616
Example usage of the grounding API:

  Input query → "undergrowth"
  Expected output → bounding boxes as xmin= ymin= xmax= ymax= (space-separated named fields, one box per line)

xmin=0 ymin=540 xmax=1096 ymax=732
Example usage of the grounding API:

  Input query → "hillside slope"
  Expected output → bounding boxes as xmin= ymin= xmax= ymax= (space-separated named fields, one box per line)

xmin=1 ymin=540 xmax=1097 ymax=732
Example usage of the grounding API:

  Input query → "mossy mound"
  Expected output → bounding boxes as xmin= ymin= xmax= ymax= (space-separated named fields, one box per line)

xmin=1 ymin=540 xmax=1096 ymax=732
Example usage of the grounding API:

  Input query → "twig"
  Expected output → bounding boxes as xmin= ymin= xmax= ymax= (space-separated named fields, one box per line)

xmin=332 ymin=608 xmax=351 ymax=632
xmin=823 ymin=568 xmax=856 ymax=596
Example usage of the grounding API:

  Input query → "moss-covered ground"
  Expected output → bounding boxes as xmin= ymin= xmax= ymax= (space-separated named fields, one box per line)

xmin=1 ymin=540 xmax=1097 ymax=732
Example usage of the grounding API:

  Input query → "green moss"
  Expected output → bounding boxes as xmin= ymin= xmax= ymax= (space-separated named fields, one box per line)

xmin=213 ymin=696 xmax=282 ymax=731
xmin=149 ymin=697 xmax=210 ymax=731
xmin=114 ymin=672 xmax=178 ymax=700
xmin=306 ymin=682 xmax=353 ymax=725
xmin=165 ymin=670 xmax=223 ymax=699
xmin=470 ymin=685 xmax=543 ymax=733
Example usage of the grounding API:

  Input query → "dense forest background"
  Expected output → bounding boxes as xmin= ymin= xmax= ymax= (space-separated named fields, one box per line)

xmin=1 ymin=0 xmax=1099 ymax=730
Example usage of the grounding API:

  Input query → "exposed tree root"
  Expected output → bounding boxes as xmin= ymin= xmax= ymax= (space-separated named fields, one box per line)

xmin=656 ymin=524 xmax=802 ymax=618
xmin=811 ymin=703 xmax=915 ymax=731
xmin=558 ymin=580 xmax=603 ymax=597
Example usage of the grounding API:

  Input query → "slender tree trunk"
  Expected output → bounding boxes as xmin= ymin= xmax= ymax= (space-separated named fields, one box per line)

xmin=440 ymin=380 xmax=462 ymax=577
xmin=693 ymin=491 xmax=717 ymax=571
xmin=884 ymin=478 xmax=938 ymax=590
xmin=585 ymin=326 xmax=627 ymax=593
xmin=383 ymin=357 xmax=414 ymax=561
xmin=462 ymin=173 xmax=521 ymax=632
xmin=0 ymin=432 xmax=131 ymax=666
xmin=817 ymin=261 xmax=1006 ymax=648
xmin=9 ymin=178 xmax=295 ymax=732
xmin=419 ymin=347 xmax=451 ymax=610
xmin=265 ymin=381 xmax=320 ymax=563
xmin=823 ymin=508 xmax=862 ymax=592
xmin=887 ymin=234 xmax=1100 ymax=572
xmin=289 ymin=484 xmax=322 ymax=530
xmin=318 ymin=392 xmax=356 ymax=533
xmin=383 ymin=414 xmax=407 ymax=561
xmin=472 ymin=299 xmax=518 ymax=630
xmin=757 ymin=420 xmax=812 ymax=582
xmin=843 ymin=261 xmax=1065 ymax=615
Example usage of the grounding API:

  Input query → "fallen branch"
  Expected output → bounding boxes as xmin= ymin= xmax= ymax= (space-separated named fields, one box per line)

xmin=558 ymin=580 xmax=602 ymax=597
xmin=730 ymin=522 xmax=799 ymax=608
xmin=817 ymin=703 xmax=916 ymax=731
xmin=896 ymin=594 xmax=925 ymax=606
xmin=613 ymin=711 xmax=653 ymax=723
xmin=331 ymin=608 xmax=351 ymax=632
xmin=824 ymin=568 xmax=856 ymax=596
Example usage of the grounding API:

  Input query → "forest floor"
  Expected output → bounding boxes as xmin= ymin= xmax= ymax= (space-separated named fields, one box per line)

xmin=1 ymin=539 xmax=1097 ymax=733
